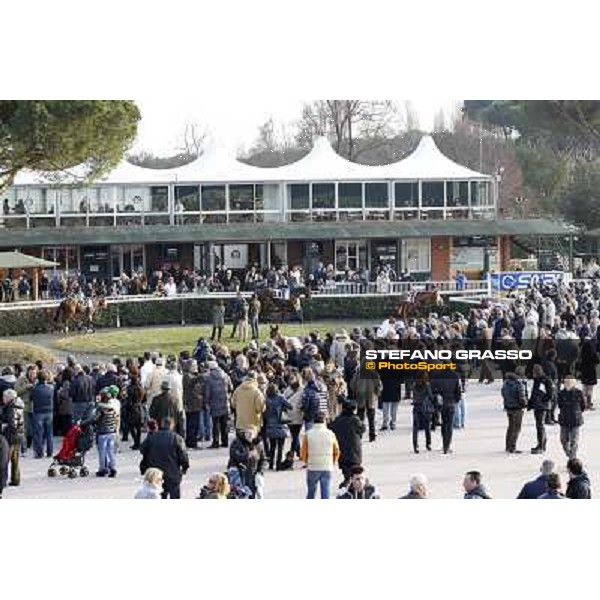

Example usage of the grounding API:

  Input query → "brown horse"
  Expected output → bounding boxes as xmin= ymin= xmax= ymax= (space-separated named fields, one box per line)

xmin=54 ymin=296 xmax=107 ymax=334
xmin=397 ymin=289 xmax=443 ymax=320
xmin=257 ymin=287 xmax=309 ymax=324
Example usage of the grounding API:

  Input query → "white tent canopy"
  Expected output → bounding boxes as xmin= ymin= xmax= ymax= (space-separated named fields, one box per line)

xmin=11 ymin=134 xmax=491 ymax=187
xmin=375 ymin=135 xmax=491 ymax=180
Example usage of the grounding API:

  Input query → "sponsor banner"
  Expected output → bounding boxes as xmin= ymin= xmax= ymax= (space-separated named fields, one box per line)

xmin=490 ymin=271 xmax=567 ymax=291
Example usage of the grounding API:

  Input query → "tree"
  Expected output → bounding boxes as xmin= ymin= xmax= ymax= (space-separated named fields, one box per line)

xmin=433 ymin=108 xmax=446 ymax=132
xmin=558 ymin=161 xmax=600 ymax=228
xmin=0 ymin=100 xmax=140 ymax=190
xmin=403 ymin=101 xmax=420 ymax=131
xmin=295 ymin=100 xmax=401 ymax=160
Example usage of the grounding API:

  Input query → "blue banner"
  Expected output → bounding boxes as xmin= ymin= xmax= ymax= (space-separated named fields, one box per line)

xmin=490 ymin=271 xmax=566 ymax=291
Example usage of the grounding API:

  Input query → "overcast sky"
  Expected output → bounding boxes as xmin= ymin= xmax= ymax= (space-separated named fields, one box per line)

xmin=133 ymin=99 xmax=460 ymax=156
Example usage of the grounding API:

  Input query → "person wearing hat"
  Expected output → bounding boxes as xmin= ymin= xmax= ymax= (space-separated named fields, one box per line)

xmin=70 ymin=364 xmax=95 ymax=424
xmin=330 ymin=399 xmax=365 ymax=488
xmin=231 ymin=371 xmax=265 ymax=437
xmin=1 ymin=388 xmax=24 ymax=486
xmin=148 ymin=379 xmax=180 ymax=433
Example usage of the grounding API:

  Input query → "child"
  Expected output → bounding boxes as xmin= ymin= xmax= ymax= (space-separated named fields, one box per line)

xmin=134 ymin=468 xmax=163 ymax=499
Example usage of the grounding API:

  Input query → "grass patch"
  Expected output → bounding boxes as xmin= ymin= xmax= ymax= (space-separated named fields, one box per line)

xmin=0 ymin=341 xmax=57 ymax=366
xmin=51 ymin=321 xmax=367 ymax=357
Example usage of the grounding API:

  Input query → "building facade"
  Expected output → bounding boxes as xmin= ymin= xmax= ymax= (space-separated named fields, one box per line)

xmin=0 ymin=136 xmax=566 ymax=281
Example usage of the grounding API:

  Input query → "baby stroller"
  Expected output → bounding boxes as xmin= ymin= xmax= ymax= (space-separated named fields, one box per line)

xmin=48 ymin=421 xmax=95 ymax=478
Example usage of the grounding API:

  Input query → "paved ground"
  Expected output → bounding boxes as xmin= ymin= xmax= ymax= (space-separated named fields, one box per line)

xmin=5 ymin=379 xmax=599 ymax=499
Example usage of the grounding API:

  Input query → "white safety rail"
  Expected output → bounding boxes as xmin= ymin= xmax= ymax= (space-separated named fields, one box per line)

xmin=0 ymin=280 xmax=490 ymax=313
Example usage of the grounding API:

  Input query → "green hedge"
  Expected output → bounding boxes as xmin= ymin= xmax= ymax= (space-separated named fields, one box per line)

xmin=0 ymin=296 xmax=469 ymax=337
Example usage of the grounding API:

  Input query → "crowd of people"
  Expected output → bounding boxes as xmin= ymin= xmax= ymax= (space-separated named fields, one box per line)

xmin=0 ymin=262 xmax=416 ymax=303
xmin=1 ymin=276 xmax=600 ymax=499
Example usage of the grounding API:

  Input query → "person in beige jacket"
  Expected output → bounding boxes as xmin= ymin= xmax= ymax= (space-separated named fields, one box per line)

xmin=231 ymin=372 xmax=265 ymax=435
xmin=144 ymin=357 xmax=167 ymax=408
xmin=300 ymin=411 xmax=340 ymax=499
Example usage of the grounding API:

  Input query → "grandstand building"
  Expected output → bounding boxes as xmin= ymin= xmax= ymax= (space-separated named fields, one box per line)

xmin=0 ymin=135 xmax=567 ymax=281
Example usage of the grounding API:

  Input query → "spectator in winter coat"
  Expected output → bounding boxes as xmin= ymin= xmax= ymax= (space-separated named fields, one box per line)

xmin=182 ymin=361 xmax=205 ymax=449
xmin=1 ymin=389 xmax=24 ymax=486
xmin=329 ymin=330 xmax=350 ymax=370
xmin=263 ymin=384 xmax=292 ymax=471
xmin=565 ymin=458 xmax=592 ymax=499
xmin=538 ymin=473 xmax=565 ymax=499
xmin=0 ymin=433 xmax=9 ymax=498
xmin=204 ymin=361 xmax=232 ymax=448
xmin=211 ymin=301 xmax=225 ymax=341
xmin=231 ymin=372 xmax=265 ymax=436
xmin=134 ymin=468 xmax=163 ymax=499
xmin=300 ymin=412 xmax=340 ymax=499
xmin=411 ymin=372 xmax=435 ymax=454
xmin=228 ymin=427 xmax=266 ymax=498
xmin=282 ymin=370 xmax=304 ymax=458
xmin=517 ymin=460 xmax=555 ymax=499
xmin=578 ymin=338 xmax=599 ymax=410
xmin=149 ymin=380 xmax=180 ymax=432
xmin=301 ymin=369 xmax=328 ymax=430
xmin=337 ymin=466 xmax=380 ymax=499
xmin=350 ymin=370 xmax=381 ymax=443
xmin=528 ymin=364 xmax=553 ymax=454
xmin=95 ymin=363 xmax=120 ymax=394
xmin=70 ymin=366 xmax=95 ymax=423
xmin=330 ymin=400 xmax=365 ymax=487
xmin=0 ymin=366 xmax=16 ymax=399
xmin=463 ymin=471 xmax=491 ymax=499
xmin=430 ymin=368 xmax=462 ymax=454
xmin=30 ymin=370 xmax=54 ymax=459
xmin=95 ymin=387 xmax=120 ymax=477
xmin=399 ymin=473 xmax=428 ymax=499
xmin=144 ymin=357 xmax=167 ymax=407
xmin=164 ymin=362 xmax=185 ymax=438
xmin=502 ymin=371 xmax=528 ymax=452
xmin=139 ymin=417 xmax=189 ymax=499
xmin=557 ymin=375 xmax=586 ymax=459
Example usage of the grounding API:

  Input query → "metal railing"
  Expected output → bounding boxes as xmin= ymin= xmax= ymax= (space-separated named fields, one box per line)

xmin=0 ymin=280 xmax=490 ymax=312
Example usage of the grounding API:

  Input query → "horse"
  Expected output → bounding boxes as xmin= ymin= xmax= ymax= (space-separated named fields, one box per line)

xmin=257 ymin=287 xmax=309 ymax=324
xmin=53 ymin=295 xmax=107 ymax=334
xmin=397 ymin=289 xmax=443 ymax=320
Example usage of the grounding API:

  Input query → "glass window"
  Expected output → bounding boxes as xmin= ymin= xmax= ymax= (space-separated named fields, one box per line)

xmin=446 ymin=181 xmax=469 ymax=207
xmin=338 ymin=183 xmax=362 ymax=209
xmin=365 ymin=183 xmax=388 ymax=208
xmin=401 ymin=239 xmax=431 ymax=272
xmin=201 ymin=185 xmax=226 ymax=211
xmin=175 ymin=185 xmax=200 ymax=212
xmin=421 ymin=182 xmax=444 ymax=208
xmin=289 ymin=184 xmax=309 ymax=210
xmin=394 ymin=182 xmax=419 ymax=208
xmin=470 ymin=181 xmax=480 ymax=206
xmin=150 ymin=187 xmax=168 ymax=212
xmin=335 ymin=241 xmax=367 ymax=272
xmin=229 ymin=184 xmax=255 ymax=212
xmin=312 ymin=183 xmax=335 ymax=209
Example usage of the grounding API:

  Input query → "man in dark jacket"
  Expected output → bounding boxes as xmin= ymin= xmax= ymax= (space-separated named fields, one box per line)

xmin=30 ymin=370 xmax=54 ymax=459
xmin=330 ymin=400 xmax=365 ymax=487
xmin=430 ymin=368 xmax=462 ymax=454
xmin=139 ymin=416 xmax=189 ymax=499
xmin=502 ymin=371 xmax=528 ymax=453
xmin=95 ymin=363 xmax=121 ymax=395
xmin=399 ymin=473 xmax=428 ymax=499
xmin=70 ymin=366 xmax=95 ymax=422
xmin=301 ymin=369 xmax=328 ymax=430
xmin=182 ymin=360 xmax=205 ymax=449
xmin=337 ymin=466 xmax=380 ymax=499
xmin=204 ymin=361 xmax=231 ymax=448
xmin=0 ymin=432 xmax=9 ymax=498
xmin=463 ymin=470 xmax=491 ymax=499
xmin=1 ymin=389 xmax=25 ymax=486
xmin=565 ymin=458 xmax=592 ymax=499
xmin=149 ymin=379 xmax=180 ymax=431
xmin=517 ymin=460 xmax=554 ymax=499
xmin=557 ymin=375 xmax=586 ymax=459
xmin=538 ymin=472 xmax=565 ymax=499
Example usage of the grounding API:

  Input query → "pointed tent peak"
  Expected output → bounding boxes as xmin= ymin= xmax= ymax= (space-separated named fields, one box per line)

xmin=380 ymin=134 xmax=491 ymax=180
